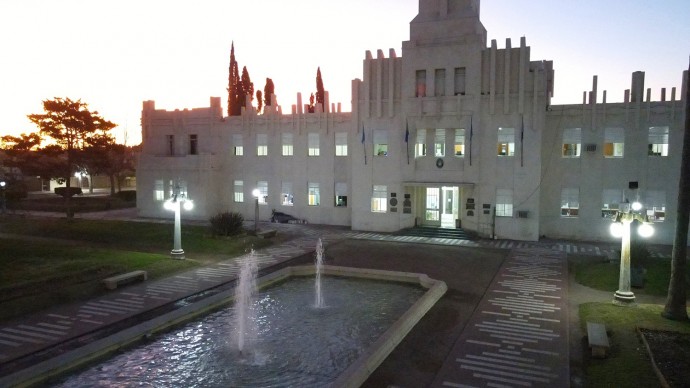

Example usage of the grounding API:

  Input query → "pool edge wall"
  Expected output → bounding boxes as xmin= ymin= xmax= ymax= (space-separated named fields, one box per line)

xmin=0 ymin=265 xmax=447 ymax=388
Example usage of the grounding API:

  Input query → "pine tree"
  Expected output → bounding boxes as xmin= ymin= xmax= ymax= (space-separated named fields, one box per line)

xmin=315 ymin=67 xmax=325 ymax=111
xmin=240 ymin=66 xmax=254 ymax=111
xmin=256 ymin=90 xmax=263 ymax=113
xmin=227 ymin=42 xmax=241 ymax=116
xmin=264 ymin=78 xmax=274 ymax=108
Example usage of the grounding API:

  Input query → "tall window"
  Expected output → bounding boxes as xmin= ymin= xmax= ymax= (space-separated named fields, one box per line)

xmin=308 ymin=182 xmax=320 ymax=206
xmin=560 ymin=188 xmax=579 ymax=217
xmin=335 ymin=132 xmax=348 ymax=156
xmin=233 ymin=134 xmax=243 ymax=156
xmin=281 ymin=182 xmax=293 ymax=206
xmin=454 ymin=67 xmax=466 ymax=95
xmin=154 ymin=180 xmax=164 ymax=201
xmin=335 ymin=182 xmax=348 ymax=207
xmin=257 ymin=134 xmax=268 ymax=156
xmin=415 ymin=129 xmax=427 ymax=157
xmin=257 ymin=181 xmax=268 ymax=204
xmin=415 ymin=70 xmax=426 ymax=97
xmin=308 ymin=133 xmax=320 ymax=156
xmin=648 ymin=126 xmax=669 ymax=156
xmin=603 ymin=128 xmax=624 ymax=158
xmin=562 ymin=128 xmax=581 ymax=157
xmin=454 ymin=129 xmax=465 ymax=156
xmin=282 ymin=133 xmax=293 ymax=156
xmin=645 ymin=190 xmax=666 ymax=222
xmin=434 ymin=69 xmax=446 ymax=96
xmin=435 ymin=129 xmax=446 ymax=157
xmin=189 ymin=134 xmax=198 ymax=155
xmin=601 ymin=189 xmax=622 ymax=218
xmin=166 ymin=135 xmax=174 ymax=156
xmin=497 ymin=128 xmax=515 ymax=156
xmin=373 ymin=129 xmax=388 ymax=156
xmin=234 ymin=180 xmax=244 ymax=203
xmin=371 ymin=185 xmax=387 ymax=213
xmin=495 ymin=189 xmax=513 ymax=217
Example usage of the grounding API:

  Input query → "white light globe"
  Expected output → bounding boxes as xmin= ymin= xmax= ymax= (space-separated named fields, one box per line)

xmin=631 ymin=201 xmax=642 ymax=211
xmin=0 ymin=181 xmax=5 ymax=187
xmin=252 ymin=189 xmax=261 ymax=197
xmin=163 ymin=200 xmax=174 ymax=211
xmin=638 ymin=223 xmax=654 ymax=238
xmin=183 ymin=200 xmax=194 ymax=211
xmin=610 ymin=222 xmax=624 ymax=238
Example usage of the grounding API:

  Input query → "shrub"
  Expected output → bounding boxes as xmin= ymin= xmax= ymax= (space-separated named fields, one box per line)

xmin=209 ymin=212 xmax=245 ymax=236
xmin=114 ymin=190 xmax=137 ymax=202
xmin=54 ymin=187 xmax=82 ymax=198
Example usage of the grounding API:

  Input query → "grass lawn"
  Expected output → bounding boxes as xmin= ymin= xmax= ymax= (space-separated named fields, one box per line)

xmin=573 ymin=253 xmax=690 ymax=387
xmin=0 ymin=216 xmax=273 ymax=323
xmin=579 ymin=302 xmax=690 ymax=388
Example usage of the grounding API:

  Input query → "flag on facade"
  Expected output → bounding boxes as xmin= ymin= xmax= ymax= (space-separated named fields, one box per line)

xmin=469 ymin=116 xmax=473 ymax=166
xmin=520 ymin=114 xmax=525 ymax=167
xmin=405 ymin=120 xmax=410 ymax=164
xmin=362 ymin=125 xmax=367 ymax=165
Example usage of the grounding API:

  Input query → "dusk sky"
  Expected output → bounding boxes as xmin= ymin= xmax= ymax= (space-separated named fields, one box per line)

xmin=1 ymin=0 xmax=688 ymax=144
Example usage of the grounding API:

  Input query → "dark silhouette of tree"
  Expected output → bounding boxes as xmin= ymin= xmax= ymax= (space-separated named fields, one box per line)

xmin=264 ymin=78 xmax=274 ymax=108
xmin=27 ymin=97 xmax=116 ymax=217
xmin=0 ymin=133 xmax=63 ymax=180
xmin=227 ymin=42 xmax=241 ymax=116
xmin=662 ymin=59 xmax=690 ymax=321
xmin=256 ymin=90 xmax=263 ymax=113
xmin=316 ymin=67 xmax=325 ymax=110
xmin=307 ymin=93 xmax=315 ymax=113
xmin=239 ymin=66 xmax=254 ymax=111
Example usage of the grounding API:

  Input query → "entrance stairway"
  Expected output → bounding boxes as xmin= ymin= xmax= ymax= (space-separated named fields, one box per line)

xmin=396 ymin=226 xmax=473 ymax=241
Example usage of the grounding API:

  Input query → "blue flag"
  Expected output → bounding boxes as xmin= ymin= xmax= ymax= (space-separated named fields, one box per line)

xmin=361 ymin=127 xmax=365 ymax=143
xmin=404 ymin=123 xmax=409 ymax=143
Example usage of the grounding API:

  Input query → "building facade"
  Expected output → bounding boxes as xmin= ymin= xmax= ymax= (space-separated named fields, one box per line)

xmin=137 ymin=0 xmax=687 ymax=245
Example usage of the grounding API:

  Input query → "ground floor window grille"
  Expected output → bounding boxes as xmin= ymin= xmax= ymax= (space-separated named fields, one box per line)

xmin=234 ymin=180 xmax=244 ymax=203
xmin=645 ymin=190 xmax=666 ymax=222
xmin=281 ymin=182 xmax=293 ymax=206
xmin=560 ymin=188 xmax=579 ymax=217
xmin=308 ymin=182 xmax=320 ymax=206
xmin=601 ymin=189 xmax=622 ymax=218
xmin=257 ymin=181 xmax=268 ymax=204
xmin=371 ymin=185 xmax=387 ymax=213
xmin=495 ymin=189 xmax=513 ymax=217
xmin=335 ymin=182 xmax=347 ymax=207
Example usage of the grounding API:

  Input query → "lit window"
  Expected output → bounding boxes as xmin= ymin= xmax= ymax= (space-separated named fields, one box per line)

xmin=601 ymin=189 xmax=622 ymax=218
xmin=415 ymin=129 xmax=427 ymax=157
xmin=335 ymin=182 xmax=347 ymax=207
xmin=603 ymin=128 xmax=624 ymax=158
xmin=154 ymin=180 xmax=164 ymax=201
xmin=308 ymin=182 xmax=320 ymax=206
xmin=648 ymin=126 xmax=669 ymax=156
xmin=233 ymin=134 xmax=243 ymax=156
xmin=189 ymin=134 xmax=198 ymax=155
xmin=560 ymin=188 xmax=579 ymax=217
xmin=374 ymin=130 xmax=388 ymax=156
xmin=257 ymin=134 xmax=267 ymax=156
xmin=497 ymin=128 xmax=515 ymax=156
xmin=454 ymin=129 xmax=465 ymax=156
xmin=495 ymin=189 xmax=513 ymax=217
xmin=435 ymin=129 xmax=445 ymax=157
xmin=415 ymin=70 xmax=426 ymax=97
xmin=234 ymin=180 xmax=244 ymax=203
xmin=282 ymin=133 xmax=293 ymax=156
xmin=454 ymin=67 xmax=466 ymax=95
xmin=257 ymin=181 xmax=267 ymax=204
xmin=281 ymin=182 xmax=293 ymax=206
xmin=434 ymin=69 xmax=445 ymax=97
xmin=371 ymin=185 xmax=387 ymax=213
xmin=645 ymin=190 xmax=666 ymax=222
xmin=308 ymin=133 xmax=320 ymax=156
xmin=562 ymin=128 xmax=581 ymax=157
xmin=335 ymin=132 xmax=348 ymax=156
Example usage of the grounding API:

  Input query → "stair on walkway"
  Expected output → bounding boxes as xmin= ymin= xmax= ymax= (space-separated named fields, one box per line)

xmin=397 ymin=226 xmax=472 ymax=240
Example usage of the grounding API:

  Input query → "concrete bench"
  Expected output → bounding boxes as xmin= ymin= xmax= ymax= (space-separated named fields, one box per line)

xmin=257 ymin=229 xmax=277 ymax=239
xmin=103 ymin=270 xmax=148 ymax=290
xmin=587 ymin=321 xmax=610 ymax=358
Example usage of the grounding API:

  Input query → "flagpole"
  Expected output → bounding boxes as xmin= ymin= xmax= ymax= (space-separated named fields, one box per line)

xmin=405 ymin=119 xmax=410 ymax=165
xmin=520 ymin=114 xmax=524 ymax=167
xmin=469 ymin=116 xmax=473 ymax=166
xmin=362 ymin=125 xmax=367 ymax=165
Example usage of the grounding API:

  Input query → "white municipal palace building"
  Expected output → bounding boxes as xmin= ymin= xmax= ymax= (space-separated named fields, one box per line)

xmin=137 ymin=0 xmax=688 ymax=245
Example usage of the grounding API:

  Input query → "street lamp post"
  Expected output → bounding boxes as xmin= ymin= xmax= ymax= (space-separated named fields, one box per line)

xmin=0 ymin=181 xmax=6 ymax=214
xmin=164 ymin=183 xmax=193 ymax=259
xmin=610 ymin=201 xmax=654 ymax=304
xmin=252 ymin=188 xmax=260 ymax=233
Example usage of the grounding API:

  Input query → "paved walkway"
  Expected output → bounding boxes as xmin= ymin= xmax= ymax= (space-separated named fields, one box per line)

xmin=0 ymin=214 xmax=672 ymax=385
xmin=432 ymin=247 xmax=569 ymax=387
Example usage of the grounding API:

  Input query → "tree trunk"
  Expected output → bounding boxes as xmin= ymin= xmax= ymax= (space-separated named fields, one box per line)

xmin=109 ymin=174 xmax=116 ymax=196
xmin=662 ymin=62 xmax=690 ymax=321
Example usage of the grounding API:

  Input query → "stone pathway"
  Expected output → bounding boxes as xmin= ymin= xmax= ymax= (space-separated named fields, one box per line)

xmin=432 ymin=248 xmax=569 ymax=388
